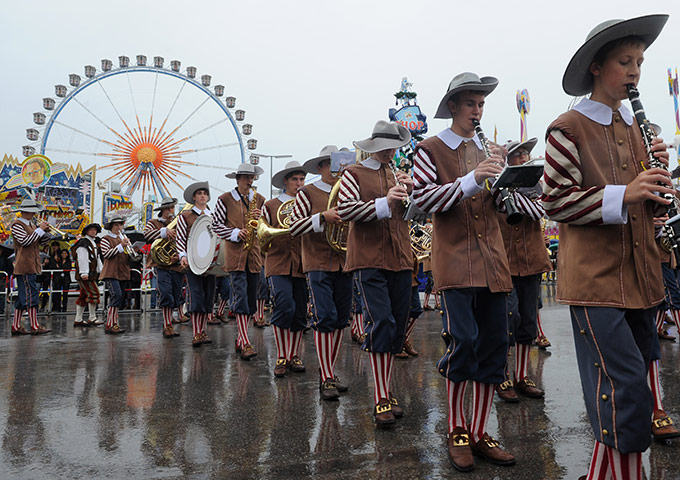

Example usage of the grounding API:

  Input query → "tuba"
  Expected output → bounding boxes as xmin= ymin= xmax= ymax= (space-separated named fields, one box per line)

xmin=257 ymin=198 xmax=295 ymax=254
xmin=150 ymin=204 xmax=193 ymax=266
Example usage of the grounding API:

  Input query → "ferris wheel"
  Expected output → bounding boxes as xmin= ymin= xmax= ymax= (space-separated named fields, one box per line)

xmin=23 ymin=55 xmax=260 ymax=203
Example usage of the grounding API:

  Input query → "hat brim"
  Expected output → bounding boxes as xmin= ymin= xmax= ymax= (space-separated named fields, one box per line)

xmin=104 ymin=219 xmax=125 ymax=230
xmin=434 ymin=77 xmax=499 ymax=119
xmin=183 ymin=181 xmax=210 ymax=204
xmin=353 ymin=124 xmax=412 ymax=154
xmin=302 ymin=155 xmax=330 ymax=174
xmin=562 ymin=14 xmax=669 ymax=96
xmin=153 ymin=200 xmax=178 ymax=211
xmin=271 ymin=166 xmax=307 ymax=189
xmin=508 ymin=137 xmax=538 ymax=157
xmin=225 ymin=165 xmax=265 ymax=179
xmin=18 ymin=206 xmax=44 ymax=213
xmin=83 ymin=223 xmax=102 ymax=234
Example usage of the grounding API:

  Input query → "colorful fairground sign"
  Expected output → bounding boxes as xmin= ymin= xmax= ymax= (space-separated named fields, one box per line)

xmin=0 ymin=154 xmax=95 ymax=246
xmin=102 ymin=192 xmax=134 ymax=225
xmin=389 ymin=77 xmax=428 ymax=137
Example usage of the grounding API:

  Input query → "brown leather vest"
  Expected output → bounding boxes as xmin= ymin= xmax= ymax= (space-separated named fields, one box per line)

xmin=263 ymin=197 xmax=303 ymax=278
xmin=100 ymin=235 xmax=130 ymax=281
xmin=218 ymin=191 xmax=264 ymax=273
xmin=416 ymin=136 xmax=512 ymax=293
xmin=299 ymin=183 xmax=345 ymax=273
xmin=343 ymin=163 xmax=413 ymax=272
xmin=12 ymin=221 xmax=42 ymax=275
xmin=548 ymin=109 xmax=663 ymax=308
xmin=498 ymin=211 xmax=551 ymax=277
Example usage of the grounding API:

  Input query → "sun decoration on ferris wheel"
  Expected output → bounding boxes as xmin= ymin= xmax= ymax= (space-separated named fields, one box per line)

xmin=24 ymin=55 xmax=260 ymax=200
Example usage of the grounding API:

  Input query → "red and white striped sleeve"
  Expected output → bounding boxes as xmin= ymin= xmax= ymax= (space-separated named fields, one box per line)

xmin=541 ymin=129 xmax=605 ymax=225
xmin=509 ymin=192 xmax=546 ymax=221
xmin=143 ymin=220 xmax=163 ymax=242
xmin=211 ymin=197 xmax=235 ymax=240
xmin=337 ymin=170 xmax=381 ymax=222
xmin=11 ymin=223 xmax=45 ymax=247
xmin=412 ymin=148 xmax=468 ymax=213
xmin=263 ymin=203 xmax=273 ymax=225
xmin=290 ymin=189 xmax=317 ymax=237
xmin=176 ymin=214 xmax=188 ymax=259
xmin=100 ymin=237 xmax=119 ymax=259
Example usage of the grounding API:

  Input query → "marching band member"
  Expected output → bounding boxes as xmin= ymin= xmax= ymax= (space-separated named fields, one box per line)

xmin=290 ymin=146 xmax=353 ymax=400
xmin=177 ymin=182 xmax=215 ymax=347
xmin=495 ymin=138 xmax=551 ymax=402
xmin=212 ymin=163 xmax=266 ymax=360
xmin=144 ymin=196 xmax=183 ymax=339
xmin=100 ymin=215 xmax=132 ymax=334
xmin=10 ymin=198 xmax=52 ymax=335
xmin=338 ymin=122 xmax=413 ymax=426
xmin=72 ymin=221 xmax=103 ymax=326
xmin=541 ymin=15 xmax=670 ymax=479
xmin=264 ymin=160 xmax=307 ymax=377
xmin=413 ymin=72 xmax=516 ymax=471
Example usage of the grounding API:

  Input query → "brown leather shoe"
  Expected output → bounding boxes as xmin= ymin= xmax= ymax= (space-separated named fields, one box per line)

xmin=11 ymin=326 xmax=31 ymax=336
xmin=334 ymin=376 xmax=348 ymax=393
xmin=389 ymin=397 xmax=404 ymax=418
xmin=515 ymin=378 xmax=544 ymax=398
xmin=351 ymin=332 xmax=361 ymax=343
xmin=254 ymin=316 xmax=266 ymax=328
xmin=192 ymin=334 xmax=202 ymax=347
xmin=289 ymin=356 xmax=306 ymax=373
xmin=447 ymin=427 xmax=475 ymax=472
xmin=104 ymin=324 xmax=125 ymax=335
xmin=179 ymin=313 xmax=190 ymax=323
xmin=536 ymin=335 xmax=551 ymax=349
xmin=403 ymin=341 xmax=419 ymax=356
xmin=274 ymin=358 xmax=288 ymax=378
xmin=31 ymin=325 xmax=52 ymax=335
xmin=319 ymin=378 xmax=340 ymax=401
xmin=207 ymin=317 xmax=221 ymax=325
xmin=240 ymin=344 xmax=258 ymax=360
xmin=200 ymin=333 xmax=212 ymax=345
xmin=658 ymin=329 xmax=676 ymax=341
xmin=395 ymin=348 xmax=409 ymax=359
xmin=472 ymin=433 xmax=516 ymax=466
xmin=496 ymin=380 xmax=519 ymax=403
xmin=652 ymin=409 xmax=680 ymax=440
xmin=163 ymin=326 xmax=179 ymax=338
xmin=374 ymin=399 xmax=395 ymax=428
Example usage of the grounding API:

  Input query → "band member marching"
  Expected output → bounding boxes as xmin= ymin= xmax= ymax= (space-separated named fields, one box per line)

xmin=176 ymin=182 xmax=215 ymax=347
xmin=212 ymin=163 xmax=266 ymax=360
xmin=144 ymin=196 xmax=183 ymax=339
xmin=413 ymin=72 xmax=516 ymax=471
xmin=338 ymin=122 xmax=414 ymax=426
xmin=290 ymin=146 xmax=353 ymax=400
xmin=495 ymin=138 xmax=551 ymax=402
xmin=10 ymin=198 xmax=52 ymax=335
xmin=100 ymin=215 xmax=132 ymax=334
xmin=541 ymin=15 xmax=671 ymax=479
xmin=72 ymin=221 xmax=104 ymax=326
xmin=263 ymin=160 xmax=308 ymax=377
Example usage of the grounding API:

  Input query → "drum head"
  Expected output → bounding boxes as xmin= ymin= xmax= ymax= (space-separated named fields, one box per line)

xmin=187 ymin=215 xmax=218 ymax=275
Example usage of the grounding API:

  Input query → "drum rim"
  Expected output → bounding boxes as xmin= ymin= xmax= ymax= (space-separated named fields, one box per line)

xmin=187 ymin=215 xmax=218 ymax=275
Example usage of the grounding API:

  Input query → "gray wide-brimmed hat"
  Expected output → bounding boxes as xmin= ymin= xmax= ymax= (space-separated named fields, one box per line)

xmin=353 ymin=121 xmax=411 ymax=154
xmin=434 ymin=72 xmax=499 ymax=119
xmin=562 ymin=14 xmax=669 ymax=96
xmin=505 ymin=137 xmax=538 ymax=157
xmin=303 ymin=145 xmax=340 ymax=174
xmin=271 ymin=161 xmax=306 ymax=189
xmin=104 ymin=215 xmax=126 ymax=231
xmin=17 ymin=198 xmax=44 ymax=213
xmin=183 ymin=181 xmax=210 ymax=204
xmin=225 ymin=163 xmax=265 ymax=179
xmin=82 ymin=222 xmax=102 ymax=234
xmin=153 ymin=196 xmax=178 ymax=211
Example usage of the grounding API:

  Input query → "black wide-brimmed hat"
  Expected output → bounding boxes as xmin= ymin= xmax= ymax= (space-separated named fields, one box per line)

xmin=82 ymin=222 xmax=102 ymax=234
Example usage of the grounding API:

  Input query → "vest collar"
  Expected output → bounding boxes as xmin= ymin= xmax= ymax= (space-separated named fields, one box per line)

xmin=573 ymin=98 xmax=633 ymax=126
xmin=313 ymin=179 xmax=333 ymax=193
xmin=437 ymin=128 xmax=483 ymax=151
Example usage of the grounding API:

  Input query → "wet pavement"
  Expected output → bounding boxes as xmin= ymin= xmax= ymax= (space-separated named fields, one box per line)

xmin=1 ymin=287 xmax=680 ymax=479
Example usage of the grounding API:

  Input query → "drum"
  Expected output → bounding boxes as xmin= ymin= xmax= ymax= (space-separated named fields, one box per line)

xmin=187 ymin=215 xmax=228 ymax=277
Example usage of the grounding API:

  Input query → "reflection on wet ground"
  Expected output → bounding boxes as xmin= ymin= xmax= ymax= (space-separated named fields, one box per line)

xmin=0 ymin=287 xmax=679 ymax=479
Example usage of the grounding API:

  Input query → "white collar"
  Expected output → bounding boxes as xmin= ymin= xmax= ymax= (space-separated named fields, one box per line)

xmin=156 ymin=216 xmax=168 ymax=224
xmin=573 ymin=98 xmax=633 ymax=126
xmin=278 ymin=192 xmax=294 ymax=202
xmin=437 ymin=128 xmax=483 ymax=151
xmin=192 ymin=205 xmax=211 ymax=215
xmin=18 ymin=217 xmax=31 ymax=226
xmin=107 ymin=232 xmax=119 ymax=238
xmin=231 ymin=188 xmax=254 ymax=202
xmin=313 ymin=179 xmax=333 ymax=193
xmin=361 ymin=157 xmax=382 ymax=170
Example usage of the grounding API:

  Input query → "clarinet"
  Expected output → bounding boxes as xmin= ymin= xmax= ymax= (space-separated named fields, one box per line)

xmin=472 ymin=120 xmax=522 ymax=225
xmin=627 ymin=84 xmax=680 ymax=264
xmin=388 ymin=160 xmax=411 ymax=220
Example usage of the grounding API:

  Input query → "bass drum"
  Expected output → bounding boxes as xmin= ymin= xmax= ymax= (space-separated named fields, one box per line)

xmin=187 ymin=215 xmax=228 ymax=277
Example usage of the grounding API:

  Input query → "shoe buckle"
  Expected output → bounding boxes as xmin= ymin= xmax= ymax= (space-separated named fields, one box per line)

xmin=483 ymin=436 xmax=500 ymax=448
xmin=523 ymin=379 xmax=536 ymax=387
xmin=376 ymin=403 xmax=392 ymax=415
xmin=451 ymin=433 xmax=470 ymax=447
xmin=654 ymin=416 xmax=673 ymax=428
xmin=499 ymin=380 xmax=514 ymax=390
xmin=276 ymin=358 xmax=287 ymax=366
xmin=390 ymin=397 xmax=399 ymax=406
xmin=292 ymin=358 xmax=302 ymax=366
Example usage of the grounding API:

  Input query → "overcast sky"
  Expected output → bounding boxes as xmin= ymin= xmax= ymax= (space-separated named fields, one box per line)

xmin=2 ymin=0 xmax=680 ymax=204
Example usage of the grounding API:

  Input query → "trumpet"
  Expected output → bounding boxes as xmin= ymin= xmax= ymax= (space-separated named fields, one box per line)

xmin=47 ymin=224 xmax=69 ymax=238
xmin=119 ymin=232 xmax=142 ymax=262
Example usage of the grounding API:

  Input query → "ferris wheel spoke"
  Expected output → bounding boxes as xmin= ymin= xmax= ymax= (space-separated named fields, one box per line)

xmin=166 ymin=96 xmax=210 ymax=138
xmin=95 ymin=78 xmax=138 ymax=138
xmin=178 ymin=117 xmax=230 ymax=143
xmin=72 ymin=97 xmax=133 ymax=146
xmin=52 ymin=120 xmax=119 ymax=149
xmin=174 ymin=142 xmax=240 ymax=155
xmin=45 ymin=147 xmax=113 ymax=157
xmin=126 ymin=72 xmax=140 ymax=120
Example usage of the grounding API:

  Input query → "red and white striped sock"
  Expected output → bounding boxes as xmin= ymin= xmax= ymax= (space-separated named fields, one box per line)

xmin=369 ymin=352 xmax=391 ymax=404
xmin=12 ymin=309 xmax=23 ymax=330
xmin=386 ymin=352 xmax=395 ymax=394
xmin=315 ymin=331 xmax=334 ymax=381
xmin=404 ymin=317 xmax=417 ymax=343
xmin=469 ymin=382 xmax=494 ymax=443
xmin=217 ymin=299 xmax=228 ymax=317
xmin=273 ymin=326 xmax=285 ymax=359
xmin=202 ymin=313 xmax=208 ymax=334
xmin=162 ymin=307 xmax=173 ymax=329
xmin=606 ymin=446 xmax=641 ymax=480
xmin=447 ymin=380 xmax=467 ymax=433
xmin=105 ymin=307 xmax=116 ymax=329
xmin=191 ymin=313 xmax=200 ymax=337
xmin=655 ymin=309 xmax=665 ymax=332
xmin=28 ymin=307 xmax=39 ymax=330
xmin=291 ymin=330 xmax=303 ymax=359
xmin=331 ymin=328 xmax=343 ymax=370
xmin=586 ymin=441 xmax=611 ymax=480
xmin=257 ymin=298 xmax=265 ymax=320
xmin=515 ymin=343 xmax=531 ymax=382
xmin=356 ymin=313 xmax=365 ymax=336
xmin=350 ymin=315 xmax=358 ymax=337
xmin=536 ymin=311 xmax=546 ymax=337
xmin=671 ymin=310 xmax=680 ymax=333
xmin=236 ymin=313 xmax=251 ymax=346
xmin=648 ymin=360 xmax=664 ymax=411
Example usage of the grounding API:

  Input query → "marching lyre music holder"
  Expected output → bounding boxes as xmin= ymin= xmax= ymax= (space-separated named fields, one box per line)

xmin=488 ymin=164 xmax=544 ymax=193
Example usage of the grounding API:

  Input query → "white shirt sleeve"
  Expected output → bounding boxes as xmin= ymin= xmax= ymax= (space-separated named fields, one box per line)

xmin=375 ymin=197 xmax=391 ymax=219
xmin=311 ymin=213 xmax=324 ymax=232
xmin=160 ymin=227 xmax=167 ymax=239
xmin=76 ymin=246 xmax=89 ymax=276
xmin=460 ymin=170 xmax=484 ymax=198
xmin=602 ymin=184 xmax=628 ymax=224
xmin=230 ymin=228 xmax=241 ymax=242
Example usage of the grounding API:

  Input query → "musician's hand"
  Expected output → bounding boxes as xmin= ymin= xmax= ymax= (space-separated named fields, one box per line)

xmin=654 ymin=215 xmax=670 ymax=226
xmin=237 ymin=229 xmax=247 ymax=241
xmin=81 ymin=274 xmax=89 ymax=281
xmin=121 ymin=238 xmax=131 ymax=247
xmin=322 ymin=209 xmax=342 ymax=225
xmin=396 ymin=172 xmax=414 ymax=194
xmin=624 ymin=167 xmax=674 ymax=205
xmin=474 ymin=156 xmax=504 ymax=185
xmin=180 ymin=257 xmax=188 ymax=269
xmin=251 ymin=208 xmax=262 ymax=220
xmin=167 ymin=229 xmax=177 ymax=240
xmin=651 ymin=137 xmax=670 ymax=168
xmin=39 ymin=222 xmax=50 ymax=231
xmin=171 ymin=254 xmax=180 ymax=264
xmin=387 ymin=185 xmax=408 ymax=208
